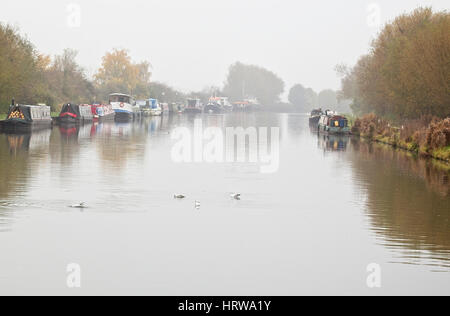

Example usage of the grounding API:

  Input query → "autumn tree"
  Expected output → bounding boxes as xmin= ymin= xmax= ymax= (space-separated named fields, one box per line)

xmin=339 ymin=7 xmax=450 ymax=119
xmin=95 ymin=49 xmax=152 ymax=101
xmin=43 ymin=49 xmax=95 ymax=107
xmin=0 ymin=24 xmax=48 ymax=112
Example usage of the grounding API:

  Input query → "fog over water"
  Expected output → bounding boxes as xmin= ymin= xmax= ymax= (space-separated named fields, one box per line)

xmin=0 ymin=114 xmax=449 ymax=295
xmin=1 ymin=0 xmax=448 ymax=94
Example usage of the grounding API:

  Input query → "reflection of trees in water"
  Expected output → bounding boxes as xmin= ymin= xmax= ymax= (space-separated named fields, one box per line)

xmin=349 ymin=139 xmax=450 ymax=269
xmin=0 ymin=131 xmax=51 ymax=199
xmin=352 ymin=139 xmax=449 ymax=196
xmin=96 ymin=122 xmax=147 ymax=169
xmin=0 ymin=135 xmax=30 ymax=200
xmin=0 ymin=131 xmax=50 ymax=231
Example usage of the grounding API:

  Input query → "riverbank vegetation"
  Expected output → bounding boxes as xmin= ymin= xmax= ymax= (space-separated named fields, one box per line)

xmin=352 ymin=114 xmax=450 ymax=162
xmin=337 ymin=7 xmax=449 ymax=161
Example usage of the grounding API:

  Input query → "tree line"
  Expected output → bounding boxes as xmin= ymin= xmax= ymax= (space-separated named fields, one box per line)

xmin=0 ymin=24 xmax=179 ymax=112
xmin=288 ymin=84 xmax=351 ymax=113
xmin=337 ymin=7 xmax=449 ymax=120
xmin=1 ymin=22 xmax=349 ymax=114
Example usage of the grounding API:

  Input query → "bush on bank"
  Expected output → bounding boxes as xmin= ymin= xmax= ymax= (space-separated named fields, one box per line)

xmin=352 ymin=114 xmax=450 ymax=162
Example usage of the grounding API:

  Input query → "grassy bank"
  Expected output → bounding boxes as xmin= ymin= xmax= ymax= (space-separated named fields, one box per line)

xmin=351 ymin=114 xmax=450 ymax=163
xmin=0 ymin=114 xmax=6 ymax=120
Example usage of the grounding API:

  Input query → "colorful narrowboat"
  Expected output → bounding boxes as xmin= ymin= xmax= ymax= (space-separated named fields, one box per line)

xmin=137 ymin=99 xmax=162 ymax=117
xmin=0 ymin=101 xmax=52 ymax=132
xmin=110 ymin=93 xmax=140 ymax=121
xmin=318 ymin=111 xmax=350 ymax=135
xmin=91 ymin=104 xmax=115 ymax=121
xmin=56 ymin=103 xmax=94 ymax=124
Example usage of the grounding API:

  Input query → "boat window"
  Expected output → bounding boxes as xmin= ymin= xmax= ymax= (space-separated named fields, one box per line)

xmin=110 ymin=95 xmax=130 ymax=103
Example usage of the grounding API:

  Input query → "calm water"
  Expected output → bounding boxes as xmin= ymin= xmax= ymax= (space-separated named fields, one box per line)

xmin=0 ymin=113 xmax=449 ymax=295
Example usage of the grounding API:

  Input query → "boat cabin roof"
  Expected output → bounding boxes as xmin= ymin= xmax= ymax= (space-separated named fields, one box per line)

xmin=328 ymin=115 xmax=347 ymax=121
xmin=109 ymin=93 xmax=131 ymax=97
xmin=15 ymin=104 xmax=50 ymax=109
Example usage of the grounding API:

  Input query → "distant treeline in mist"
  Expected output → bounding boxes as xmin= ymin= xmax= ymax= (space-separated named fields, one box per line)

xmin=337 ymin=7 xmax=449 ymax=120
xmin=0 ymin=23 xmax=351 ymax=114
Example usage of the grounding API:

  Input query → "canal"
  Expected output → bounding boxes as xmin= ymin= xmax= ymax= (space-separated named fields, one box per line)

xmin=0 ymin=112 xmax=448 ymax=295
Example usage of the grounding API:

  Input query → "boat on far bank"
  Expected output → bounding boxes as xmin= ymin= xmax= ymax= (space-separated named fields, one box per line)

xmin=110 ymin=93 xmax=140 ymax=121
xmin=204 ymin=97 xmax=232 ymax=114
xmin=0 ymin=101 xmax=52 ymax=132
xmin=184 ymin=99 xmax=203 ymax=114
xmin=138 ymin=99 xmax=162 ymax=117
xmin=309 ymin=108 xmax=324 ymax=125
xmin=318 ymin=111 xmax=350 ymax=135
xmin=232 ymin=98 xmax=260 ymax=112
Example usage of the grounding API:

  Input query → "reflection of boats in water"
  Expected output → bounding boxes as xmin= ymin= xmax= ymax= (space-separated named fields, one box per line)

xmin=148 ymin=116 xmax=162 ymax=134
xmin=59 ymin=125 xmax=79 ymax=141
xmin=318 ymin=111 xmax=350 ymax=135
xmin=0 ymin=101 xmax=52 ymax=133
xmin=318 ymin=134 xmax=349 ymax=152
xmin=6 ymin=129 xmax=51 ymax=153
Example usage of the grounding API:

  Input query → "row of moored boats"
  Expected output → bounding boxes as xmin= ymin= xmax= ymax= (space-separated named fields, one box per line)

xmin=0 ymin=93 xmax=260 ymax=132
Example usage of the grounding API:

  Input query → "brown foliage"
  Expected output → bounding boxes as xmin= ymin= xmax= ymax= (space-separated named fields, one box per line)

xmin=352 ymin=113 xmax=389 ymax=138
xmin=354 ymin=113 xmax=450 ymax=151
xmin=340 ymin=8 xmax=450 ymax=119
xmin=425 ymin=118 xmax=450 ymax=149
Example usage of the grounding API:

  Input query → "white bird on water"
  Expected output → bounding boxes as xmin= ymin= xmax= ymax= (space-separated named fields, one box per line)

xmin=230 ymin=193 xmax=241 ymax=200
xmin=70 ymin=202 xmax=87 ymax=209
xmin=195 ymin=201 xmax=201 ymax=209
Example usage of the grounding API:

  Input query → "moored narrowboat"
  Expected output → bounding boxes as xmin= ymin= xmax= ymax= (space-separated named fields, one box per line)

xmin=56 ymin=103 xmax=94 ymax=124
xmin=0 ymin=101 xmax=52 ymax=132
xmin=309 ymin=108 xmax=323 ymax=125
xmin=318 ymin=111 xmax=350 ymax=135
xmin=91 ymin=104 xmax=115 ymax=121
xmin=110 ymin=93 xmax=139 ymax=121
xmin=233 ymin=98 xmax=259 ymax=112
xmin=204 ymin=97 xmax=232 ymax=114
xmin=138 ymin=99 xmax=162 ymax=117
xmin=184 ymin=99 xmax=203 ymax=114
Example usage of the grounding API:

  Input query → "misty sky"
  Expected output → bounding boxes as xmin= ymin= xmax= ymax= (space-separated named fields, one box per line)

xmin=1 ymin=0 xmax=448 ymax=98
